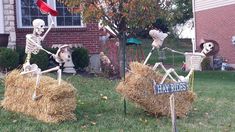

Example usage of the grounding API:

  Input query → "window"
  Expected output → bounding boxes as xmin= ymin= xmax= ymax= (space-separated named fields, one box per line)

xmin=56 ymin=2 xmax=82 ymax=26
xmin=20 ymin=0 xmax=48 ymax=27
xmin=18 ymin=0 xmax=84 ymax=28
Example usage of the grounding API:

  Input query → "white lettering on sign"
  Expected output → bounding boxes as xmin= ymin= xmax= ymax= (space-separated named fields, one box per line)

xmin=154 ymin=82 xmax=188 ymax=94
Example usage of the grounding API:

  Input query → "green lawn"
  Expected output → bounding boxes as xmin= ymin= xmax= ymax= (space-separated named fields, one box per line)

xmin=0 ymin=71 xmax=235 ymax=131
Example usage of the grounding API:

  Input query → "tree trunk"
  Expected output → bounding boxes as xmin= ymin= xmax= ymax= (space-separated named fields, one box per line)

xmin=117 ymin=33 xmax=126 ymax=78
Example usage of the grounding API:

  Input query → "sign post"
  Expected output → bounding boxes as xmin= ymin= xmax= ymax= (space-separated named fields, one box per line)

xmin=153 ymin=82 xmax=188 ymax=132
xmin=170 ymin=94 xmax=177 ymax=132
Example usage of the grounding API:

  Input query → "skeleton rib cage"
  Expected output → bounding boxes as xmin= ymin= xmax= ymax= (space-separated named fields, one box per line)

xmin=25 ymin=35 xmax=42 ymax=55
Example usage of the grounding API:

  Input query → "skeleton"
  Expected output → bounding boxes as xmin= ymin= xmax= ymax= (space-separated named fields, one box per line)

xmin=152 ymin=62 xmax=194 ymax=84
xmin=200 ymin=41 xmax=214 ymax=55
xmin=21 ymin=45 xmax=71 ymax=100
xmin=23 ymin=18 xmax=54 ymax=73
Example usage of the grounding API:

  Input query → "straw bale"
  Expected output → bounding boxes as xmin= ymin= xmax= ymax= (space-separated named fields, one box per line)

xmin=1 ymin=70 xmax=77 ymax=123
xmin=116 ymin=62 xmax=196 ymax=117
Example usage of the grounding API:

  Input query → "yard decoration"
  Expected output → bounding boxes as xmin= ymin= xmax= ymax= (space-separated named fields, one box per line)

xmin=21 ymin=0 xmax=60 ymax=100
xmin=1 ymin=70 xmax=77 ymax=123
xmin=116 ymin=62 xmax=196 ymax=117
xmin=63 ymin=49 xmax=77 ymax=74
xmin=162 ymin=39 xmax=219 ymax=71
xmin=0 ymin=0 xmax=77 ymax=123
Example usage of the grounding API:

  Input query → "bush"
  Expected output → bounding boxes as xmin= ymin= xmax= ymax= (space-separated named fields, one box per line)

xmin=0 ymin=48 xmax=19 ymax=71
xmin=201 ymin=57 xmax=212 ymax=70
xmin=29 ymin=51 xmax=49 ymax=70
xmin=16 ymin=46 xmax=26 ymax=65
xmin=72 ymin=48 xmax=89 ymax=70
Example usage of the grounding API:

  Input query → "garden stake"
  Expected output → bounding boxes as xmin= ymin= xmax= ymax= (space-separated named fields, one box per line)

xmin=122 ymin=33 xmax=127 ymax=115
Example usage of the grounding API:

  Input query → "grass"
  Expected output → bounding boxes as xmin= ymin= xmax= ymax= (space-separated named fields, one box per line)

xmin=0 ymin=71 xmax=235 ymax=131
xmin=0 ymin=38 xmax=235 ymax=131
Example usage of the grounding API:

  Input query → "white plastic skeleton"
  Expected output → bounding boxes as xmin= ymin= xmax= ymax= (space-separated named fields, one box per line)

xmin=23 ymin=18 xmax=54 ymax=73
xmin=200 ymin=41 xmax=214 ymax=55
xmin=152 ymin=62 xmax=194 ymax=84
xmin=21 ymin=45 xmax=71 ymax=100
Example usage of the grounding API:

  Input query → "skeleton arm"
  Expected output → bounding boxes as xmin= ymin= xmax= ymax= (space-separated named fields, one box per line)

xmin=26 ymin=35 xmax=54 ymax=55
xmin=41 ymin=15 xmax=54 ymax=41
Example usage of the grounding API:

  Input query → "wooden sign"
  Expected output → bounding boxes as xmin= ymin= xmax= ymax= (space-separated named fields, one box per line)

xmin=154 ymin=82 xmax=188 ymax=94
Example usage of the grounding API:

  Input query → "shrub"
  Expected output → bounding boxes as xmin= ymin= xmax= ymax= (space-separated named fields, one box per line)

xmin=201 ymin=57 xmax=212 ymax=70
xmin=29 ymin=51 xmax=49 ymax=70
xmin=16 ymin=46 xmax=26 ymax=65
xmin=72 ymin=48 xmax=89 ymax=70
xmin=45 ymin=47 xmax=59 ymax=68
xmin=0 ymin=48 xmax=19 ymax=71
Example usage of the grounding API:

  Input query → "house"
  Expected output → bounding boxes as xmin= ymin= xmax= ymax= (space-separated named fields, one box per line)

xmin=0 ymin=0 xmax=102 ymax=72
xmin=194 ymin=0 xmax=235 ymax=67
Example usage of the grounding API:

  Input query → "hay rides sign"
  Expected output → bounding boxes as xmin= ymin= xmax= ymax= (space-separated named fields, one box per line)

xmin=154 ymin=82 xmax=188 ymax=94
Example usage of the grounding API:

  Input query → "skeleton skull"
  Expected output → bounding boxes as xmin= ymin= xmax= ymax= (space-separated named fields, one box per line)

xmin=201 ymin=42 xmax=214 ymax=55
xmin=32 ymin=19 xmax=45 ymax=35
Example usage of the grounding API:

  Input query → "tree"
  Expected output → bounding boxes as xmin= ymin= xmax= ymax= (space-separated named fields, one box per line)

xmin=166 ymin=0 xmax=193 ymax=28
xmin=57 ymin=0 xmax=171 ymax=76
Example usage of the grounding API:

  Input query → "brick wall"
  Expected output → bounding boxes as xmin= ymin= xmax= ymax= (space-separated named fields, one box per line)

xmin=195 ymin=4 xmax=235 ymax=64
xmin=16 ymin=23 xmax=101 ymax=54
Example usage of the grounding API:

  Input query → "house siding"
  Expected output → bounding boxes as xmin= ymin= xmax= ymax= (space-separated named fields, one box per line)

xmin=195 ymin=4 xmax=235 ymax=64
xmin=195 ymin=0 xmax=235 ymax=12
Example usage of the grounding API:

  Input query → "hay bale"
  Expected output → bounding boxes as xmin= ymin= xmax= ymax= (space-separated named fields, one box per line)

xmin=116 ymin=62 xmax=196 ymax=117
xmin=1 ymin=70 xmax=77 ymax=123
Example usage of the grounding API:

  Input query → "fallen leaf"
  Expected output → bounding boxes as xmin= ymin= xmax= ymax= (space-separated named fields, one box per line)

xmin=91 ymin=121 xmax=96 ymax=125
xmin=101 ymin=96 xmax=108 ymax=100
xmin=81 ymin=125 xmax=87 ymax=129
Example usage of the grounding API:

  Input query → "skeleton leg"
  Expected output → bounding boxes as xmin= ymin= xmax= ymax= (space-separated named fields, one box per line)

xmin=153 ymin=63 xmax=177 ymax=82
xmin=22 ymin=53 xmax=32 ymax=72
xmin=41 ymin=66 xmax=60 ymax=74
xmin=167 ymin=68 xmax=194 ymax=83
xmin=143 ymin=47 xmax=155 ymax=65
xmin=57 ymin=69 xmax=62 ymax=85
xmin=32 ymin=68 xmax=43 ymax=101
xmin=160 ymin=68 xmax=175 ymax=84
xmin=41 ymin=66 xmax=61 ymax=85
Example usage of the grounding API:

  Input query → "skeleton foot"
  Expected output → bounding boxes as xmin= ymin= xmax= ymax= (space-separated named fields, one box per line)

xmin=32 ymin=91 xmax=43 ymax=101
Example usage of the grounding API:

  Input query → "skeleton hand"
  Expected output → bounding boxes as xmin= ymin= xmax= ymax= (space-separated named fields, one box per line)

xmin=49 ymin=21 xmax=55 ymax=29
xmin=23 ymin=62 xmax=31 ymax=72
